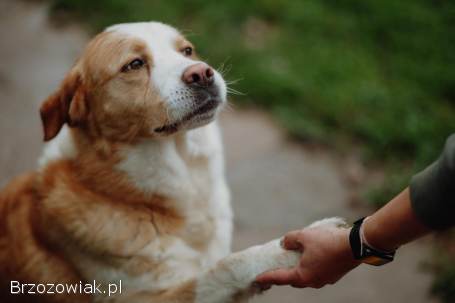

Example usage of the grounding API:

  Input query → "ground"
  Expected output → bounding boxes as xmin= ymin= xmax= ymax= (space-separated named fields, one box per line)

xmin=0 ymin=1 xmax=438 ymax=302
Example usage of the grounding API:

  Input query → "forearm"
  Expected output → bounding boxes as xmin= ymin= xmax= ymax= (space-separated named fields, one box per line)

xmin=255 ymin=134 xmax=455 ymax=289
xmin=362 ymin=188 xmax=431 ymax=252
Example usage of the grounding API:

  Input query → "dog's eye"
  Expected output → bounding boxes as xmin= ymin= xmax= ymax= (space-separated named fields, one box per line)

xmin=182 ymin=47 xmax=193 ymax=57
xmin=122 ymin=58 xmax=145 ymax=72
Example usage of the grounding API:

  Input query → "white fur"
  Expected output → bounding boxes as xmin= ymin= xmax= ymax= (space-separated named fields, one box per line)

xmin=38 ymin=125 xmax=76 ymax=167
xmin=195 ymin=239 xmax=300 ymax=303
xmin=307 ymin=217 xmax=347 ymax=229
xmin=115 ymin=122 xmax=233 ymax=266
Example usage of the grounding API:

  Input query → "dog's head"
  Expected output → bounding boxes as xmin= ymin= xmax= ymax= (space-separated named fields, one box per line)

xmin=40 ymin=22 xmax=227 ymax=142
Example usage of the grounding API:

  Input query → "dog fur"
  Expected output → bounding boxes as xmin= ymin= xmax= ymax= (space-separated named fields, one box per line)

xmin=0 ymin=22 xmax=342 ymax=303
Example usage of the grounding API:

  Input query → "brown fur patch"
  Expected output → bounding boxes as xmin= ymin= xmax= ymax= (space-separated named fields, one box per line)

xmin=126 ymin=280 xmax=197 ymax=303
xmin=0 ymin=174 xmax=90 ymax=303
xmin=40 ymin=30 xmax=170 ymax=143
xmin=174 ymin=36 xmax=198 ymax=60
xmin=40 ymin=70 xmax=86 ymax=141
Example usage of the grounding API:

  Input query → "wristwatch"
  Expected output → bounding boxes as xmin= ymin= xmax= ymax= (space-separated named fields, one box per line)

xmin=349 ymin=217 xmax=396 ymax=266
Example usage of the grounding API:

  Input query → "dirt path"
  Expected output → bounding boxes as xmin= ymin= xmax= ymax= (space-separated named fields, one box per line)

xmin=0 ymin=1 xmax=437 ymax=302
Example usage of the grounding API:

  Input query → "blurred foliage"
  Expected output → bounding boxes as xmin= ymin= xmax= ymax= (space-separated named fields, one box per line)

xmin=428 ymin=233 xmax=455 ymax=303
xmin=49 ymin=0 xmax=455 ymax=203
xmin=431 ymin=259 xmax=455 ymax=303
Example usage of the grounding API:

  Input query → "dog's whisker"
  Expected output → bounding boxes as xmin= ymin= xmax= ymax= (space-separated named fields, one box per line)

xmin=217 ymin=57 xmax=231 ymax=74
xmin=221 ymin=64 xmax=232 ymax=77
xmin=217 ymin=62 xmax=233 ymax=78
xmin=226 ymin=87 xmax=245 ymax=96
xmin=225 ymin=78 xmax=243 ymax=86
xmin=217 ymin=63 xmax=225 ymax=75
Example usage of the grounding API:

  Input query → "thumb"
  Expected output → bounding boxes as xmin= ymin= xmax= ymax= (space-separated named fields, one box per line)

xmin=282 ymin=230 xmax=304 ymax=251
xmin=255 ymin=268 xmax=300 ymax=286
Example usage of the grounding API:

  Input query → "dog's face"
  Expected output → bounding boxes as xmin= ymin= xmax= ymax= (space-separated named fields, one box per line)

xmin=40 ymin=22 xmax=227 ymax=142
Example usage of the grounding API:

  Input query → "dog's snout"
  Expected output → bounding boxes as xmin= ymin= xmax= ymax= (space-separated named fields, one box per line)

xmin=182 ymin=63 xmax=214 ymax=87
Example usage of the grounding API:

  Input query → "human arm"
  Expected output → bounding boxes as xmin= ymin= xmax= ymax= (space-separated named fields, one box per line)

xmin=255 ymin=188 xmax=429 ymax=288
xmin=256 ymin=134 xmax=455 ymax=288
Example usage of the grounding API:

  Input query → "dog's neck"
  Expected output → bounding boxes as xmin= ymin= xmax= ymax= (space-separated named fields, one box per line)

xmin=38 ymin=123 xmax=223 ymax=209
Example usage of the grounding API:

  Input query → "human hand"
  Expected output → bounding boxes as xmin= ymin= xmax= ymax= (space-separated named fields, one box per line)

xmin=255 ymin=225 xmax=360 ymax=289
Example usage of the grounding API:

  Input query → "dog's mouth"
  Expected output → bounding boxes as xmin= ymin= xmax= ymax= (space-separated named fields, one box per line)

xmin=154 ymin=98 xmax=221 ymax=134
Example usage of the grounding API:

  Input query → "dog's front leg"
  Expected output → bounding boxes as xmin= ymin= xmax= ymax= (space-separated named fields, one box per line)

xmin=117 ymin=218 xmax=346 ymax=303
xmin=191 ymin=217 xmax=346 ymax=303
xmin=113 ymin=239 xmax=298 ymax=303
xmin=194 ymin=217 xmax=346 ymax=303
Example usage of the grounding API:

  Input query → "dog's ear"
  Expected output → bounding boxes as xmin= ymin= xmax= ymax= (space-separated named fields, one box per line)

xmin=40 ymin=68 xmax=88 ymax=141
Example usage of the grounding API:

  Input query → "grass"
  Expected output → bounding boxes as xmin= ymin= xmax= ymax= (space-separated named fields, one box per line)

xmin=431 ymin=257 xmax=455 ymax=303
xmin=427 ymin=233 xmax=455 ymax=303
xmin=49 ymin=0 xmax=455 ymax=200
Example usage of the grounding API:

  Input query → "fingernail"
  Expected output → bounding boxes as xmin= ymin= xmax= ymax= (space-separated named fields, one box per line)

xmin=280 ymin=238 xmax=285 ymax=248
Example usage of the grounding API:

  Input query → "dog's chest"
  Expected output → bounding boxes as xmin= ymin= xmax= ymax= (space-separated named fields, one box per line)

xmin=76 ymin=159 xmax=227 ymax=295
xmin=100 ymin=126 xmax=232 ymax=291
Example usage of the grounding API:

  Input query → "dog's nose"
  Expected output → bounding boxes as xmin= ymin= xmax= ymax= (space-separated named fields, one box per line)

xmin=182 ymin=63 xmax=214 ymax=87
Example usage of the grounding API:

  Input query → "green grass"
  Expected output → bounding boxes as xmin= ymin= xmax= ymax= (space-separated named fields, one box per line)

xmin=50 ymin=0 xmax=455 ymax=203
xmin=427 ymin=233 xmax=455 ymax=303
xmin=431 ymin=258 xmax=455 ymax=303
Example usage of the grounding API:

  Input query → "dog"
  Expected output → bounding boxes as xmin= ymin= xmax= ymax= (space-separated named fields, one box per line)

xmin=0 ymin=22 xmax=342 ymax=303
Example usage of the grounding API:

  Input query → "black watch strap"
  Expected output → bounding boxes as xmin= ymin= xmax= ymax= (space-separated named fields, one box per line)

xmin=349 ymin=217 xmax=396 ymax=266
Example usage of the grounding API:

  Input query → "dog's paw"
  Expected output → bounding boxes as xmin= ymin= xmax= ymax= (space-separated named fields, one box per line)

xmin=307 ymin=217 xmax=347 ymax=229
xmin=260 ymin=238 xmax=301 ymax=269
xmin=197 ymin=239 xmax=300 ymax=302
xmin=216 ymin=239 xmax=300 ymax=289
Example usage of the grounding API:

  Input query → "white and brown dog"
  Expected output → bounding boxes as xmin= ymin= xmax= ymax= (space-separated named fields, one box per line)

xmin=0 ymin=22 xmax=342 ymax=303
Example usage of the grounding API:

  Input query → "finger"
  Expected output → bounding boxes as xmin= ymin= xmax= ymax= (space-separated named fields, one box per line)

xmin=251 ymin=282 xmax=272 ymax=292
xmin=255 ymin=268 xmax=300 ymax=286
xmin=289 ymin=271 xmax=314 ymax=288
xmin=291 ymin=272 xmax=324 ymax=289
xmin=282 ymin=231 xmax=303 ymax=251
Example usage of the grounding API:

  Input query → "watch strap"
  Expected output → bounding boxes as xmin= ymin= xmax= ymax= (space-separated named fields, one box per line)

xmin=349 ymin=217 xmax=396 ymax=266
